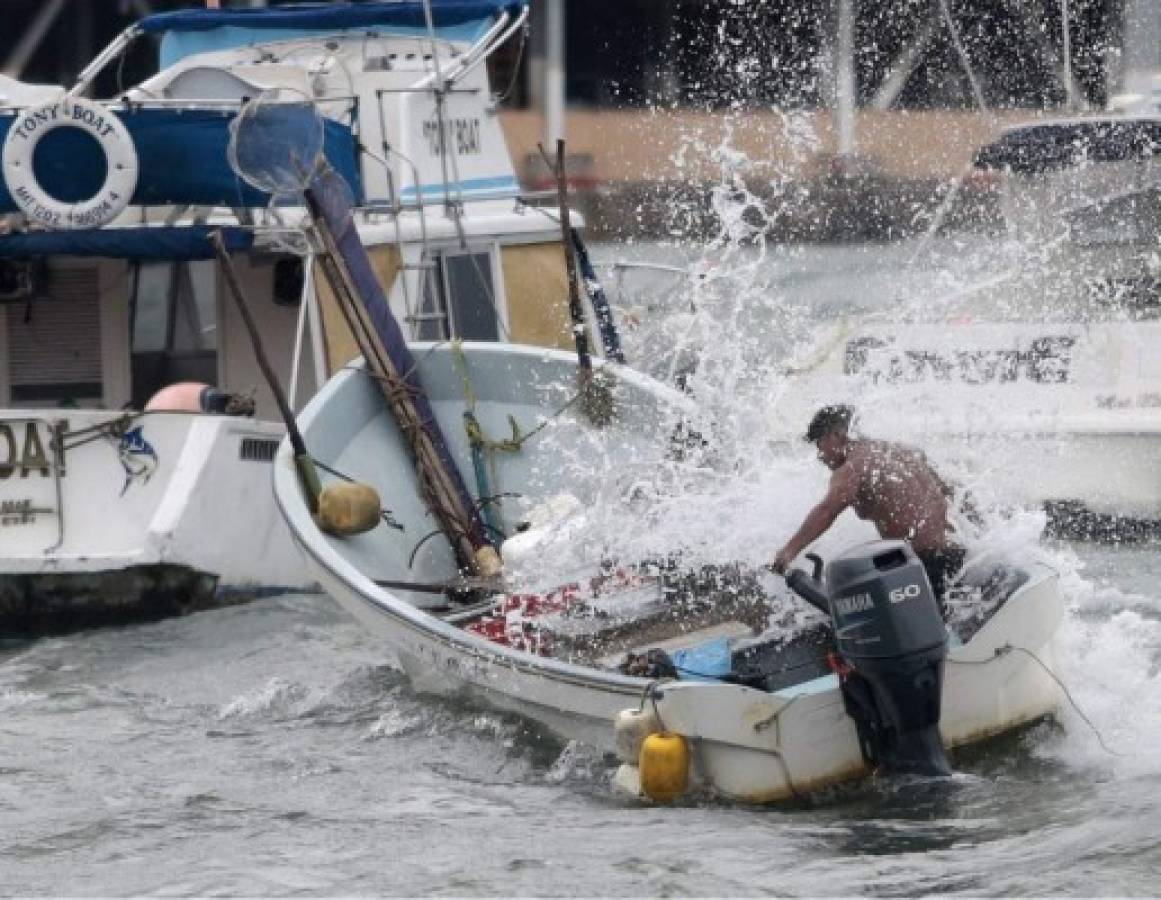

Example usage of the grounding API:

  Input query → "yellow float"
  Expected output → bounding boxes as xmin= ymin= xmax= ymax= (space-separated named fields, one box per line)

xmin=638 ymin=731 xmax=690 ymax=802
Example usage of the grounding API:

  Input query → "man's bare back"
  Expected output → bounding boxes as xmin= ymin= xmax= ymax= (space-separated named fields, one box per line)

xmin=839 ymin=440 xmax=952 ymax=553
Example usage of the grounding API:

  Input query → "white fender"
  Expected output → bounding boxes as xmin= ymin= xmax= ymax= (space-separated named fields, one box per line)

xmin=3 ymin=97 xmax=138 ymax=230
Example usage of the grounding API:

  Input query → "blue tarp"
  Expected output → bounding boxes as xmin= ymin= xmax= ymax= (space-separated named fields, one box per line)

xmin=139 ymin=1 xmax=526 ymax=67
xmin=0 ymin=107 xmax=363 ymax=213
xmin=673 ymin=638 xmax=734 ymax=682
xmin=0 ymin=225 xmax=253 ymax=261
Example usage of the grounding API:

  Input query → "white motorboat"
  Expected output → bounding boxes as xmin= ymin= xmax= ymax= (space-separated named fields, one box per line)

xmin=274 ymin=337 xmax=1065 ymax=803
xmin=0 ymin=1 xmax=620 ymax=633
xmin=769 ymin=108 xmax=1161 ymax=529
xmin=273 ymin=189 xmax=1067 ymax=802
xmin=275 ymin=341 xmax=698 ymax=746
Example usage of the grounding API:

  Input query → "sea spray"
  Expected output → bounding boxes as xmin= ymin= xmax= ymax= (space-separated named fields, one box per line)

xmin=1049 ymin=558 xmax=1161 ymax=777
xmin=511 ymin=114 xmax=879 ymax=584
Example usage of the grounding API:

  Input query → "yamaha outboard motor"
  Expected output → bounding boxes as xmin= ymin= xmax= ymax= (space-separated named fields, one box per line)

xmin=787 ymin=540 xmax=951 ymax=776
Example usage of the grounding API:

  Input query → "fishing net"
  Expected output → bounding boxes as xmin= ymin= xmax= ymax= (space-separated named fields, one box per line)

xmin=227 ymin=95 xmax=334 ymax=252
xmin=227 ymin=96 xmax=325 ymax=195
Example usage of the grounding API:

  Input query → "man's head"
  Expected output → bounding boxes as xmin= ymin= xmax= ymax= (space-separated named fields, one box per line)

xmin=805 ymin=404 xmax=854 ymax=469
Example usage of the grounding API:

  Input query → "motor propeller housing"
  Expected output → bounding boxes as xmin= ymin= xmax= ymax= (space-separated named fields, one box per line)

xmin=788 ymin=540 xmax=952 ymax=776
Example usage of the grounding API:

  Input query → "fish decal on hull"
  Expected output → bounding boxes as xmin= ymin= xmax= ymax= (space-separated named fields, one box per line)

xmin=117 ymin=426 xmax=158 ymax=495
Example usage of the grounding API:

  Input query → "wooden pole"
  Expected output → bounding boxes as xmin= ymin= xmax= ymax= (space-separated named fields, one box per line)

xmin=304 ymin=191 xmax=499 ymax=574
xmin=210 ymin=230 xmax=321 ymax=513
xmin=547 ymin=139 xmax=592 ymax=373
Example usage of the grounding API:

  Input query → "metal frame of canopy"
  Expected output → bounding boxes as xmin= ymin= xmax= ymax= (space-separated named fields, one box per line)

xmin=70 ymin=2 xmax=528 ymax=99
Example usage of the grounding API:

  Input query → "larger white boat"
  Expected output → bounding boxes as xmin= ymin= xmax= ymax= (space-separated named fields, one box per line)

xmin=769 ymin=107 xmax=1161 ymax=529
xmin=0 ymin=1 xmax=619 ymax=634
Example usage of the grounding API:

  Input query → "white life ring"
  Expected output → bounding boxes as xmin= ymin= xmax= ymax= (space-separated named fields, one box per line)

xmin=2 ymin=97 xmax=138 ymax=230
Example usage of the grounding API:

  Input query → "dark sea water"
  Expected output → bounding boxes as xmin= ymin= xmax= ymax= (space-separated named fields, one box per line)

xmin=2 ymin=541 xmax=1160 ymax=897
xmin=4 ymin=240 xmax=1161 ymax=896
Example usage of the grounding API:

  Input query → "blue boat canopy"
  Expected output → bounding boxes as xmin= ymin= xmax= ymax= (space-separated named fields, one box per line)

xmin=139 ymin=1 xmax=526 ymax=68
xmin=0 ymin=225 xmax=253 ymax=261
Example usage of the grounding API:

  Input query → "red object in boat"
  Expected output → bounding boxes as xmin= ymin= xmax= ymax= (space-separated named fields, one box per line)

xmin=466 ymin=583 xmax=582 ymax=655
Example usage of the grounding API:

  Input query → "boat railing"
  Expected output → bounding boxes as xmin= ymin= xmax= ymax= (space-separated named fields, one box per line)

xmin=603 ymin=262 xmax=691 ymax=277
xmin=67 ymin=4 xmax=529 ymax=100
xmin=374 ymin=86 xmax=482 ymax=96
xmin=69 ymin=24 xmax=144 ymax=97
xmin=363 ymin=190 xmax=556 ymax=215
xmin=357 ymin=143 xmax=431 ymax=317
xmin=111 ymin=95 xmax=359 ymax=112
xmin=441 ymin=6 xmax=528 ymax=89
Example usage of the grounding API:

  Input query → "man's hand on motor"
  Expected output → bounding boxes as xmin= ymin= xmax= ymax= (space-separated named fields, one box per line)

xmin=769 ymin=548 xmax=792 ymax=575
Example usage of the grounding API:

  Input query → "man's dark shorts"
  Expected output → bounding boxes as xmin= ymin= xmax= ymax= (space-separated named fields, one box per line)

xmin=917 ymin=547 xmax=966 ymax=615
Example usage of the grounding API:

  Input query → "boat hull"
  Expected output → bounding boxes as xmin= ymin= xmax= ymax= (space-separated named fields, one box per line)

xmin=0 ymin=565 xmax=218 ymax=637
xmin=308 ymin=555 xmax=643 ymax=749
xmin=0 ymin=408 xmax=311 ymax=634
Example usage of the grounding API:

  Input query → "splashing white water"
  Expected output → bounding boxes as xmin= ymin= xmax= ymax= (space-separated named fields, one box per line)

xmin=217 ymin=677 xmax=308 ymax=719
xmin=1049 ymin=562 xmax=1161 ymax=777
xmin=518 ymin=116 xmax=1161 ymax=787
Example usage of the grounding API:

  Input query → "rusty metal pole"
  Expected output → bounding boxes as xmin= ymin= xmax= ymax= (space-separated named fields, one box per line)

xmin=550 ymin=139 xmax=592 ymax=374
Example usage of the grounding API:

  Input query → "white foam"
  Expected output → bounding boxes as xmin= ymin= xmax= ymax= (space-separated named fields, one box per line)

xmin=1048 ymin=567 xmax=1161 ymax=776
xmin=217 ymin=676 xmax=306 ymax=719
xmin=0 ymin=687 xmax=44 ymax=711
xmin=366 ymin=707 xmax=423 ymax=739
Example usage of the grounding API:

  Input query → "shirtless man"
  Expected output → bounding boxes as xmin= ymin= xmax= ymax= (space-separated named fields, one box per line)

xmin=771 ymin=404 xmax=966 ymax=607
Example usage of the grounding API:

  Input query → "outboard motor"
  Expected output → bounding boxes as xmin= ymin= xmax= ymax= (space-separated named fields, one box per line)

xmin=787 ymin=540 xmax=951 ymax=776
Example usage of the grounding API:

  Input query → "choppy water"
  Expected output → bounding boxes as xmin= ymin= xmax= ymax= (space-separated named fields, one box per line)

xmin=2 ymin=541 xmax=1161 ymax=896
xmin=5 ymin=239 xmax=1161 ymax=895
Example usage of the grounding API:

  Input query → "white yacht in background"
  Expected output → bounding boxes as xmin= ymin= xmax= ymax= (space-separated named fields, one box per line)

xmin=0 ymin=1 xmax=619 ymax=634
xmin=770 ymin=87 xmax=1161 ymax=531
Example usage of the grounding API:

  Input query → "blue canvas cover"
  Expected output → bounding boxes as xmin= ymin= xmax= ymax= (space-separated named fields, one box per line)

xmin=139 ymin=1 xmax=526 ymax=68
xmin=0 ymin=108 xmax=362 ymax=214
xmin=0 ymin=225 xmax=252 ymax=260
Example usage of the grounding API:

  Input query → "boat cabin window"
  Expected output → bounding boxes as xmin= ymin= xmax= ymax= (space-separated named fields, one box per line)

xmin=417 ymin=249 xmax=500 ymax=341
xmin=130 ymin=261 xmax=218 ymax=408
xmin=4 ymin=262 xmax=102 ymax=407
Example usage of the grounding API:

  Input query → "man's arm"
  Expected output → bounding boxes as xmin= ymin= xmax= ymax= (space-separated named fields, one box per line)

xmin=772 ymin=465 xmax=858 ymax=573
